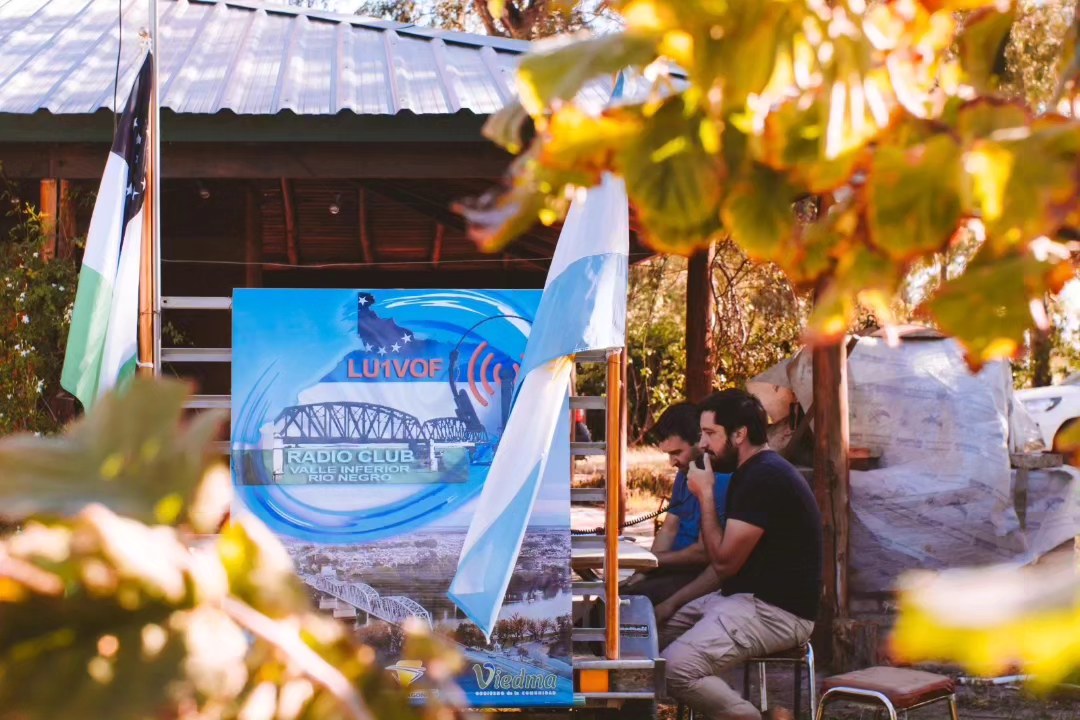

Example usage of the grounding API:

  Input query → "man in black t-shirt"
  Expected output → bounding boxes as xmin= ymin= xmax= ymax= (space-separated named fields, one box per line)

xmin=660 ymin=389 xmax=823 ymax=720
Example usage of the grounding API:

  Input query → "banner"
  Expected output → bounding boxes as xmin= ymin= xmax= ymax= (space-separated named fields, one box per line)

xmin=231 ymin=289 xmax=573 ymax=708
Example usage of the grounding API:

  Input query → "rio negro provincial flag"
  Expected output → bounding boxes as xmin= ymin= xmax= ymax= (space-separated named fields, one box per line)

xmin=448 ymin=173 xmax=629 ymax=638
xmin=61 ymin=53 xmax=153 ymax=410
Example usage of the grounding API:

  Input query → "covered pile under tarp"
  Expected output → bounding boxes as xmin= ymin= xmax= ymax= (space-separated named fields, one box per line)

xmin=750 ymin=329 xmax=1080 ymax=595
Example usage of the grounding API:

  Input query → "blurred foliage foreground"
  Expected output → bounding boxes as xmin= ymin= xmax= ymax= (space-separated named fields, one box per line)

xmin=0 ymin=379 xmax=465 ymax=720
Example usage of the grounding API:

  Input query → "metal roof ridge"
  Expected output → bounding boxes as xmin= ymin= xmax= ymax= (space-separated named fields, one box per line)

xmin=186 ymin=0 xmax=531 ymax=53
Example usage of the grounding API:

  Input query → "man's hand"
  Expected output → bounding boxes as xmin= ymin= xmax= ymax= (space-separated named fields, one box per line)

xmin=654 ymin=599 xmax=677 ymax=626
xmin=687 ymin=453 xmax=716 ymax=499
xmin=623 ymin=571 xmax=648 ymax=586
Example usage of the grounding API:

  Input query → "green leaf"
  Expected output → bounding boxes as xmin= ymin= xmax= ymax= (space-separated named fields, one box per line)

xmin=757 ymin=93 xmax=862 ymax=192
xmin=807 ymin=245 xmax=902 ymax=343
xmin=721 ymin=163 xmax=798 ymax=263
xmin=958 ymin=7 xmax=1015 ymax=94
xmin=541 ymin=105 xmax=643 ymax=173
xmin=0 ymin=379 xmax=225 ymax=527
xmin=966 ymin=118 xmax=1080 ymax=248
xmin=0 ymin=511 xmax=197 ymax=720
xmin=618 ymin=98 xmax=726 ymax=254
xmin=482 ymin=100 xmax=530 ymax=154
xmin=924 ymin=248 xmax=1074 ymax=368
xmin=217 ymin=520 xmax=310 ymax=620
xmin=953 ymin=98 xmax=1030 ymax=143
xmin=867 ymin=134 xmax=964 ymax=261
xmin=516 ymin=32 xmax=659 ymax=117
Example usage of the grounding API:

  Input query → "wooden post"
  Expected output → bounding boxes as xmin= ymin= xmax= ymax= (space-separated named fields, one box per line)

xmin=280 ymin=178 xmax=299 ymax=266
xmin=686 ymin=245 xmax=714 ymax=402
xmin=58 ymin=180 xmax=75 ymax=259
xmin=245 ymin=187 xmax=263 ymax=288
xmin=39 ymin=179 xmax=58 ymax=260
xmin=812 ymin=337 xmax=850 ymax=667
xmin=358 ymin=186 xmax=374 ymax=264
xmin=605 ymin=350 xmax=625 ymax=661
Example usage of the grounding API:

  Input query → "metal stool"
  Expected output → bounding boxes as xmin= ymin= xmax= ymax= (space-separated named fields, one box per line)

xmin=743 ymin=642 xmax=816 ymax=719
xmin=675 ymin=642 xmax=816 ymax=720
xmin=816 ymin=666 xmax=959 ymax=720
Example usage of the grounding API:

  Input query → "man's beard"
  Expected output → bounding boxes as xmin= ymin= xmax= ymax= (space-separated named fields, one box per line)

xmin=708 ymin=438 xmax=740 ymax=474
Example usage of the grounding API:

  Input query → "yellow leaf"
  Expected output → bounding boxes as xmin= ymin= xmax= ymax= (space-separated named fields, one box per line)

xmin=925 ymin=248 xmax=1071 ymax=369
xmin=721 ymin=163 xmax=797 ymax=263
xmin=957 ymin=7 xmax=1016 ymax=94
xmin=517 ymin=32 xmax=660 ymax=117
xmin=867 ymin=134 xmax=964 ymax=261
xmin=487 ymin=0 xmax=505 ymax=17
xmin=618 ymin=98 xmax=726 ymax=255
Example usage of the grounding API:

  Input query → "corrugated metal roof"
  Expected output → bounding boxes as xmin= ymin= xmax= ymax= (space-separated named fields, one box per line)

xmin=0 ymin=0 xmax=580 ymax=116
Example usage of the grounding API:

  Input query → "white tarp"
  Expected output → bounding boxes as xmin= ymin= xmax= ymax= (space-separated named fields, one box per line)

xmin=753 ymin=336 xmax=1080 ymax=595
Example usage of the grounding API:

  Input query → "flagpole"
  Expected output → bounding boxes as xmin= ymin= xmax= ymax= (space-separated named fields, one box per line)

xmin=138 ymin=0 xmax=161 ymax=378
xmin=150 ymin=0 xmax=161 ymax=378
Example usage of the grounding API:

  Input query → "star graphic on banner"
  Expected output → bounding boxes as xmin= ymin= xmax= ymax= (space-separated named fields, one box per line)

xmin=135 ymin=134 xmax=142 ymax=145
xmin=358 ymin=295 xmax=370 ymax=306
xmin=362 ymin=342 xmax=373 ymax=352
xmin=377 ymin=346 xmax=387 ymax=356
xmin=126 ymin=184 xmax=134 ymax=198
xmin=390 ymin=342 xmax=401 ymax=353
xmin=401 ymin=333 xmax=412 ymax=344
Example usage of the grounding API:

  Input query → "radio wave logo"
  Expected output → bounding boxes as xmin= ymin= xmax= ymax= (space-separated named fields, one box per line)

xmin=466 ymin=342 xmax=521 ymax=408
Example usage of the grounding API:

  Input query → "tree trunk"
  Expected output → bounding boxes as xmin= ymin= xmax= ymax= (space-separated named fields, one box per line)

xmin=685 ymin=245 xmax=715 ymax=402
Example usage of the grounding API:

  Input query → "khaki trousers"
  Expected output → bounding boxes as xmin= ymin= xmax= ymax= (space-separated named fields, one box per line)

xmin=661 ymin=593 xmax=814 ymax=720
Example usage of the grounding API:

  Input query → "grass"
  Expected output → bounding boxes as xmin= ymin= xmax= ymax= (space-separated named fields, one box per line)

xmin=573 ymin=446 xmax=675 ymax=514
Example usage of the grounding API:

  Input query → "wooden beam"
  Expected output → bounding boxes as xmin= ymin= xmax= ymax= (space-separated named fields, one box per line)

xmin=58 ymin=179 xmax=75 ymax=259
xmin=0 ymin=142 xmax=512 ymax=180
xmin=812 ymin=335 xmax=851 ymax=669
xmin=358 ymin=186 xmax=374 ymax=264
xmin=360 ymin=181 xmax=554 ymax=261
xmin=245 ymin=187 xmax=263 ymax=288
xmin=686 ymin=245 xmax=715 ymax=402
xmin=280 ymin=178 xmax=299 ymax=266
xmin=432 ymin=223 xmax=444 ymax=267
xmin=39 ymin=179 xmax=58 ymax=260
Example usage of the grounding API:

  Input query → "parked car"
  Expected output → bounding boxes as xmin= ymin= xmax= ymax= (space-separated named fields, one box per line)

xmin=1016 ymin=373 xmax=1080 ymax=451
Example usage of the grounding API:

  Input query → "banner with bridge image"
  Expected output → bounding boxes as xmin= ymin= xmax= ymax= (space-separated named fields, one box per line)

xmin=230 ymin=289 xmax=573 ymax=708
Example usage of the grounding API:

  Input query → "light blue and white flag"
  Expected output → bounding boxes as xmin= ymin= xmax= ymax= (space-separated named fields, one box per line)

xmin=448 ymin=172 xmax=629 ymax=637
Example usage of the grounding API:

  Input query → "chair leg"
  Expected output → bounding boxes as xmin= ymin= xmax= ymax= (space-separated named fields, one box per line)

xmin=758 ymin=662 xmax=768 ymax=711
xmin=806 ymin=645 xmax=817 ymax=720
xmin=794 ymin=661 xmax=802 ymax=718
xmin=743 ymin=661 xmax=751 ymax=701
xmin=948 ymin=693 xmax=960 ymax=720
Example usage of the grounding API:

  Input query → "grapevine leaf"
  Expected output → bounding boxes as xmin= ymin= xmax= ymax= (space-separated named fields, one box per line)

xmin=217 ymin=519 xmax=310 ymax=620
xmin=867 ymin=134 xmax=964 ymax=261
xmin=924 ymin=248 xmax=1074 ymax=368
xmin=957 ymin=7 xmax=1016 ymax=94
xmin=0 ymin=379 xmax=225 ymax=527
xmin=516 ymin=32 xmax=659 ymax=117
xmin=967 ymin=117 xmax=1080 ymax=249
xmin=619 ymin=98 xmax=726 ymax=254
xmin=721 ymin=163 xmax=798 ymax=263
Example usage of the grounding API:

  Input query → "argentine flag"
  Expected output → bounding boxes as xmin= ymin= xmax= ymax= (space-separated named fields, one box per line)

xmin=448 ymin=173 xmax=629 ymax=637
xmin=61 ymin=53 xmax=153 ymax=410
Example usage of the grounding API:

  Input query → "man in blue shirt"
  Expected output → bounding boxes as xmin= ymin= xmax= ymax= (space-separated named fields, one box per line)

xmin=623 ymin=402 xmax=731 ymax=607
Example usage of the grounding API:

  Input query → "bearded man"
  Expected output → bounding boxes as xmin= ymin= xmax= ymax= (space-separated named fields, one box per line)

xmin=659 ymin=389 xmax=823 ymax=720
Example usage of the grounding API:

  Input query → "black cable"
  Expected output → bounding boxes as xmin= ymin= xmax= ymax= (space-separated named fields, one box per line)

xmin=570 ymin=496 xmax=691 ymax=536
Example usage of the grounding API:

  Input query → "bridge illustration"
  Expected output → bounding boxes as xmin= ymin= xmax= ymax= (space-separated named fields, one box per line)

xmin=271 ymin=401 xmax=495 ymax=476
xmin=304 ymin=572 xmax=433 ymax=628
